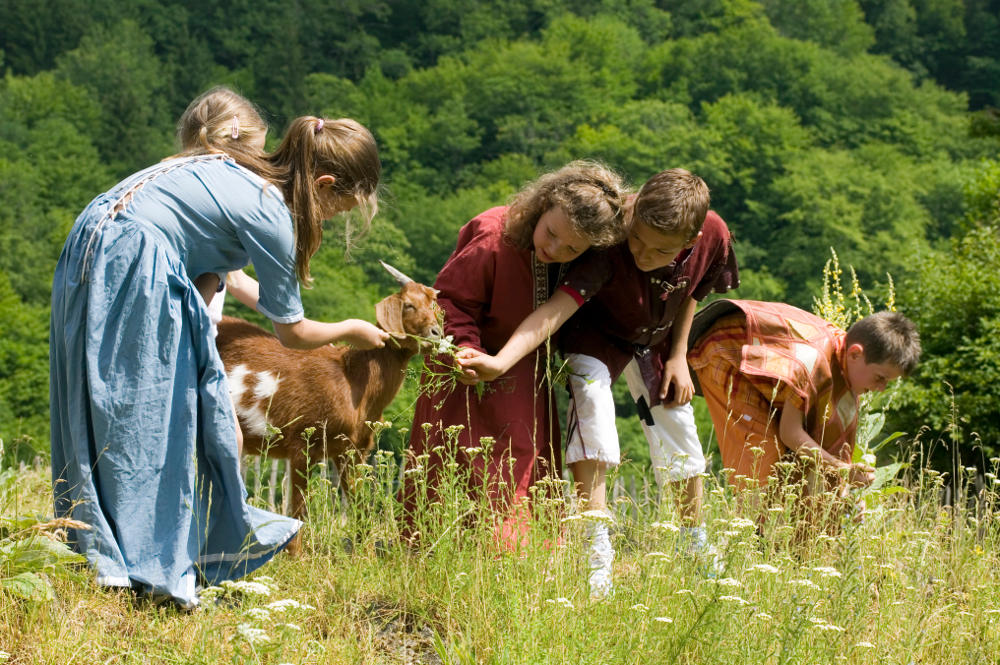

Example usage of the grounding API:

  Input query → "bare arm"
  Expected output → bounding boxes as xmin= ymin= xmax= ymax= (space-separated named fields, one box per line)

xmin=778 ymin=404 xmax=874 ymax=487
xmin=459 ymin=289 xmax=581 ymax=381
xmin=660 ymin=295 xmax=697 ymax=405
xmin=272 ymin=318 xmax=389 ymax=350
xmin=226 ymin=270 xmax=260 ymax=311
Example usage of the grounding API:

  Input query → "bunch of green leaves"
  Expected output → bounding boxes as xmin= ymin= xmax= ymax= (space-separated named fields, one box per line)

xmin=0 ymin=439 xmax=87 ymax=602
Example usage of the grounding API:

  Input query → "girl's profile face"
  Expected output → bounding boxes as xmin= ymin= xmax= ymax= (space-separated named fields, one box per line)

xmin=532 ymin=206 xmax=589 ymax=264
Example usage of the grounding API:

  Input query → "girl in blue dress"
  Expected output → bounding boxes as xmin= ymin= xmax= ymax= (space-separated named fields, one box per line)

xmin=49 ymin=111 xmax=387 ymax=608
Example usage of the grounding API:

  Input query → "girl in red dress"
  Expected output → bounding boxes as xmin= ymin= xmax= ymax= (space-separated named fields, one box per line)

xmin=400 ymin=161 xmax=627 ymax=549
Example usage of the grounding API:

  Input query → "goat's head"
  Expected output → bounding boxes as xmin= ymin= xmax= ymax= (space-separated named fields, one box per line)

xmin=375 ymin=261 xmax=443 ymax=349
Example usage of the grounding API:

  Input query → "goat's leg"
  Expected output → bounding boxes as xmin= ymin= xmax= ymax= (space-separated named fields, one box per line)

xmin=284 ymin=451 xmax=310 ymax=557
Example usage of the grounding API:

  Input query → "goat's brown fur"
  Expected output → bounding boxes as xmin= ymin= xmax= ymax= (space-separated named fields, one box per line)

xmin=215 ymin=281 xmax=441 ymax=553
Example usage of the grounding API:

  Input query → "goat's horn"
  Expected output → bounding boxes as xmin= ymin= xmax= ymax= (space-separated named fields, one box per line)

xmin=379 ymin=260 xmax=414 ymax=286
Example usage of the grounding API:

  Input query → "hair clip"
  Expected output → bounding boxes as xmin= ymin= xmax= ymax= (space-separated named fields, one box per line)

xmin=314 ymin=118 xmax=325 ymax=134
xmin=230 ymin=115 xmax=240 ymax=139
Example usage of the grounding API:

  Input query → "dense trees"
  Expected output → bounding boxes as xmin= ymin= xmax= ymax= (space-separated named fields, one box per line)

xmin=0 ymin=0 xmax=997 ymax=463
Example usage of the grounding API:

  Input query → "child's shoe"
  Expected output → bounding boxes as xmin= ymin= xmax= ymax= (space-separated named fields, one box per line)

xmin=678 ymin=525 xmax=723 ymax=577
xmin=585 ymin=516 xmax=615 ymax=599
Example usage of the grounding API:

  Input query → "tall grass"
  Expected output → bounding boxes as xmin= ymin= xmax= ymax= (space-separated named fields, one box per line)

xmin=1 ymin=431 xmax=998 ymax=664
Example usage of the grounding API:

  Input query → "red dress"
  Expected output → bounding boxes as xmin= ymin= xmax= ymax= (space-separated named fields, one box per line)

xmin=399 ymin=207 xmax=562 ymax=547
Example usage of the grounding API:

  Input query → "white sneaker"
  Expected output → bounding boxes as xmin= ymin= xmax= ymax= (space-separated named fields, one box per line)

xmin=588 ymin=522 xmax=615 ymax=599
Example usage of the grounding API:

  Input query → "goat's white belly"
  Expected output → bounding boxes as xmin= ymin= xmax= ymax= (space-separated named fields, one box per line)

xmin=226 ymin=364 xmax=282 ymax=437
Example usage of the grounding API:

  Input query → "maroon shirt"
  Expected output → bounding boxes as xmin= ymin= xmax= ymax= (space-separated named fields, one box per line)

xmin=559 ymin=210 xmax=739 ymax=406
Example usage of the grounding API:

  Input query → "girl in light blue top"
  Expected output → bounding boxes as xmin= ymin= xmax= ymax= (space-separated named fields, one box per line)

xmin=49 ymin=98 xmax=387 ymax=607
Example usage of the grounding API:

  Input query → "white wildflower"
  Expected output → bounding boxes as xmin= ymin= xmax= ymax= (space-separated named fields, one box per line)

xmin=266 ymin=599 xmax=305 ymax=612
xmin=651 ymin=521 xmax=680 ymax=532
xmin=812 ymin=566 xmax=842 ymax=578
xmin=675 ymin=589 xmax=694 ymax=596
xmin=436 ymin=335 xmax=456 ymax=355
xmin=245 ymin=608 xmax=271 ymax=621
xmin=560 ymin=514 xmax=583 ymax=523
xmin=855 ymin=642 xmax=876 ymax=649
xmin=718 ymin=595 xmax=750 ymax=605
xmin=464 ymin=447 xmax=483 ymax=456
xmin=749 ymin=563 xmax=780 ymax=574
xmin=0 ymin=652 xmax=9 ymax=662
xmin=222 ymin=580 xmax=272 ymax=597
xmin=198 ymin=585 xmax=225 ymax=601
xmin=730 ymin=517 xmax=757 ymax=530
xmin=237 ymin=623 xmax=271 ymax=644
xmin=812 ymin=623 xmax=845 ymax=633
xmin=546 ymin=597 xmax=575 ymax=609
xmin=581 ymin=510 xmax=613 ymax=524
xmin=789 ymin=579 xmax=821 ymax=591
xmin=631 ymin=603 xmax=649 ymax=612
xmin=404 ymin=465 xmax=424 ymax=475
xmin=861 ymin=453 xmax=876 ymax=466
xmin=715 ymin=578 xmax=743 ymax=588
xmin=755 ymin=612 xmax=773 ymax=621
xmin=654 ymin=617 xmax=673 ymax=624
xmin=281 ymin=622 xmax=302 ymax=631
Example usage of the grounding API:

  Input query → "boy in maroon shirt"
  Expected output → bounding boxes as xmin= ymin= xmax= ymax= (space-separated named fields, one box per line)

xmin=461 ymin=169 xmax=738 ymax=595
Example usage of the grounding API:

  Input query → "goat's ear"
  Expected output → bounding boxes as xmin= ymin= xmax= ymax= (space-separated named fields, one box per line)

xmin=375 ymin=294 xmax=407 ymax=338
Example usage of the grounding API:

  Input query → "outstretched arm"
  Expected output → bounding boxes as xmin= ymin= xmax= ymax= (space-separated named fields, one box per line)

xmin=459 ymin=289 xmax=581 ymax=382
xmin=778 ymin=404 xmax=874 ymax=487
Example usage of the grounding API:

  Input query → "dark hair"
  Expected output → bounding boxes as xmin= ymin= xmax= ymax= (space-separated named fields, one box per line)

xmin=846 ymin=311 xmax=921 ymax=376
xmin=267 ymin=116 xmax=381 ymax=286
xmin=632 ymin=168 xmax=711 ymax=241
xmin=504 ymin=160 xmax=627 ymax=250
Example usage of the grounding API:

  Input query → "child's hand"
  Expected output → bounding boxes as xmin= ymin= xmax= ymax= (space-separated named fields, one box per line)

xmin=847 ymin=462 xmax=876 ymax=488
xmin=661 ymin=356 xmax=695 ymax=405
xmin=457 ymin=349 xmax=507 ymax=383
xmin=342 ymin=319 xmax=390 ymax=350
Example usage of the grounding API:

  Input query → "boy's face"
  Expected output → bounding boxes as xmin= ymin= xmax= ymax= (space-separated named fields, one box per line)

xmin=532 ymin=206 xmax=589 ymax=264
xmin=627 ymin=219 xmax=700 ymax=273
xmin=844 ymin=344 xmax=903 ymax=395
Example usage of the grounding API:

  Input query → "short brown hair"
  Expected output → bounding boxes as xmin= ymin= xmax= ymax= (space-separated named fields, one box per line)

xmin=632 ymin=168 xmax=711 ymax=240
xmin=504 ymin=160 xmax=627 ymax=251
xmin=846 ymin=311 xmax=921 ymax=376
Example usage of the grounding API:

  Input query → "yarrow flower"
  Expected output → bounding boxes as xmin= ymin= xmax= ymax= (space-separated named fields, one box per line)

xmin=631 ymin=603 xmax=649 ymax=612
xmin=812 ymin=566 xmax=843 ymax=578
xmin=266 ymin=598 xmax=313 ymax=612
xmin=222 ymin=580 xmax=272 ymax=597
xmin=237 ymin=623 xmax=271 ymax=644
xmin=651 ymin=521 xmax=680 ymax=532
xmin=654 ymin=617 xmax=673 ymax=624
xmin=855 ymin=641 xmax=876 ymax=649
xmin=749 ymin=563 xmax=780 ymax=574
xmin=245 ymin=608 xmax=271 ymax=621
xmin=715 ymin=578 xmax=743 ymax=588
xmin=546 ymin=597 xmax=574 ymax=609
xmin=718 ymin=595 xmax=750 ymax=605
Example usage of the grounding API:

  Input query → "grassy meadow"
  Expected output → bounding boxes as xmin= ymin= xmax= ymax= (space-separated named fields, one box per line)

xmin=1 ymin=430 xmax=998 ymax=665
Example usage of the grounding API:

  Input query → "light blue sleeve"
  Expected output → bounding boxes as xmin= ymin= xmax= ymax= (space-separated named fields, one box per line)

xmin=235 ymin=185 xmax=304 ymax=323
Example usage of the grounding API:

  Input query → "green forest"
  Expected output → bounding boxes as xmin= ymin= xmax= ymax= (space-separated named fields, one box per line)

xmin=1 ymin=0 xmax=999 ymax=469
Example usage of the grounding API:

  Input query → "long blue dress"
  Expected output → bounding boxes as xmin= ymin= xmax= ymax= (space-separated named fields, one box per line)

xmin=50 ymin=154 xmax=303 ymax=607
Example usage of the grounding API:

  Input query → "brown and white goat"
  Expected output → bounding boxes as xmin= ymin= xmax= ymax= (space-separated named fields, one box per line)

xmin=215 ymin=262 xmax=441 ymax=552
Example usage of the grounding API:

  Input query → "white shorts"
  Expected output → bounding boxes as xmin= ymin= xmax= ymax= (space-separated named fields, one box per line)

xmin=565 ymin=354 xmax=705 ymax=484
xmin=622 ymin=358 xmax=706 ymax=484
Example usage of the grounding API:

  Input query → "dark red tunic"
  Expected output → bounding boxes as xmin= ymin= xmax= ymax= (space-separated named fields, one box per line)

xmin=400 ymin=207 xmax=563 ymax=546
xmin=558 ymin=211 xmax=739 ymax=406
